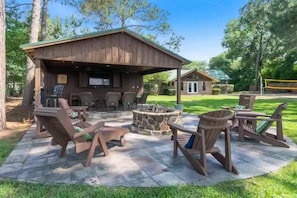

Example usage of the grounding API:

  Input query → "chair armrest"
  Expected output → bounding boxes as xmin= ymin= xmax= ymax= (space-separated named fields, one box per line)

xmin=73 ymin=121 xmax=105 ymax=138
xmin=70 ymin=106 xmax=88 ymax=111
xmin=221 ymin=106 xmax=234 ymax=110
xmin=234 ymin=108 xmax=252 ymax=112
xmin=71 ymin=119 xmax=82 ymax=125
xmin=167 ymin=121 xmax=198 ymax=135
xmin=235 ymin=116 xmax=281 ymax=122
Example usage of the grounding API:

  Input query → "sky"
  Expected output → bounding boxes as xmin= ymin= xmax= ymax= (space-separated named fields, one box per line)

xmin=151 ymin=0 xmax=248 ymax=62
xmin=47 ymin=0 xmax=248 ymax=63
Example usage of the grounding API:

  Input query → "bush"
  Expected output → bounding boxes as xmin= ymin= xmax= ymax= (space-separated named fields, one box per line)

xmin=212 ymin=88 xmax=221 ymax=95
xmin=164 ymin=89 xmax=176 ymax=96
xmin=143 ymin=83 xmax=151 ymax=93
xmin=213 ymin=84 xmax=234 ymax=94
xmin=150 ymin=84 xmax=159 ymax=95
xmin=226 ymin=84 xmax=234 ymax=93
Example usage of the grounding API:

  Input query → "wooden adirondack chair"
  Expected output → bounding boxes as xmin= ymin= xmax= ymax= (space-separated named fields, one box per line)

xmin=222 ymin=94 xmax=256 ymax=130
xmin=236 ymin=103 xmax=289 ymax=148
xmin=58 ymin=98 xmax=88 ymax=121
xmin=222 ymin=94 xmax=256 ymax=112
xmin=33 ymin=107 xmax=129 ymax=166
xmin=168 ymin=109 xmax=238 ymax=176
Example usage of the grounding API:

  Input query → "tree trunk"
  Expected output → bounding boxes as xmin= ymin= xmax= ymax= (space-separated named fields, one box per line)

xmin=22 ymin=0 xmax=41 ymax=109
xmin=255 ymin=32 xmax=263 ymax=91
xmin=41 ymin=0 xmax=48 ymax=40
xmin=0 ymin=0 xmax=6 ymax=130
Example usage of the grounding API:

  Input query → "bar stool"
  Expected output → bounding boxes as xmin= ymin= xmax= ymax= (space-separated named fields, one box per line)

xmin=45 ymin=85 xmax=64 ymax=107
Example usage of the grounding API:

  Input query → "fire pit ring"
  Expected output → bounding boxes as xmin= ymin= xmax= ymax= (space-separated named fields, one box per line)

xmin=132 ymin=105 xmax=181 ymax=135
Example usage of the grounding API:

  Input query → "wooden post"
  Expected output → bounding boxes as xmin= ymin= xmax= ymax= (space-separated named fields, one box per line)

xmin=34 ymin=59 xmax=41 ymax=106
xmin=176 ymin=68 xmax=181 ymax=105
xmin=34 ymin=59 xmax=50 ymax=139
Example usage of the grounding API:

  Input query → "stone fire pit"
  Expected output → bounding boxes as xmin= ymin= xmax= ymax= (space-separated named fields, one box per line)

xmin=132 ymin=105 xmax=181 ymax=135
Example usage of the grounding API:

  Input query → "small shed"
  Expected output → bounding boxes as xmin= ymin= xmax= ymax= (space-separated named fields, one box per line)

xmin=21 ymin=28 xmax=190 ymax=106
xmin=168 ymin=69 xmax=219 ymax=95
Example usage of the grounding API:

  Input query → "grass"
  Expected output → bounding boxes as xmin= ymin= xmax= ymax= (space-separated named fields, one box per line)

xmin=0 ymin=95 xmax=297 ymax=198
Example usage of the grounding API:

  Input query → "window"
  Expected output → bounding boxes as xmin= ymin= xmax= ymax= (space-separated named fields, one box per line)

xmin=187 ymin=82 xmax=198 ymax=94
xmin=88 ymin=74 xmax=111 ymax=86
xmin=57 ymin=74 xmax=67 ymax=84
xmin=181 ymin=82 xmax=184 ymax=91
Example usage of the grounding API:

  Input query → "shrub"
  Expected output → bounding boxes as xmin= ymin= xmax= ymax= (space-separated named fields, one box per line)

xmin=164 ymin=89 xmax=176 ymax=96
xmin=150 ymin=84 xmax=159 ymax=95
xmin=143 ymin=83 xmax=151 ymax=93
xmin=212 ymin=88 xmax=221 ymax=95
xmin=213 ymin=84 xmax=234 ymax=94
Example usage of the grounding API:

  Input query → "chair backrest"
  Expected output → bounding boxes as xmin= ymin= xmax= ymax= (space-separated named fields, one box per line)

xmin=58 ymin=98 xmax=70 ymax=109
xmin=105 ymin=92 xmax=121 ymax=105
xmin=53 ymin=85 xmax=65 ymax=96
xmin=256 ymin=103 xmax=287 ymax=134
xmin=79 ymin=92 xmax=94 ymax=106
xmin=45 ymin=85 xmax=65 ymax=97
xmin=33 ymin=108 xmax=77 ymax=145
xmin=193 ymin=110 xmax=233 ymax=151
xmin=139 ymin=93 xmax=149 ymax=104
xmin=58 ymin=98 xmax=73 ymax=114
xmin=45 ymin=86 xmax=54 ymax=95
xmin=121 ymin=92 xmax=136 ymax=105
xmin=238 ymin=94 xmax=256 ymax=109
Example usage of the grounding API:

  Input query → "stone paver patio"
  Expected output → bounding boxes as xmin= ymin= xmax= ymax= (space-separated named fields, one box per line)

xmin=0 ymin=112 xmax=296 ymax=187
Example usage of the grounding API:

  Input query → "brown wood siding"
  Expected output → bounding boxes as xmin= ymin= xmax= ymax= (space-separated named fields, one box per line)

xmin=34 ymin=33 xmax=182 ymax=68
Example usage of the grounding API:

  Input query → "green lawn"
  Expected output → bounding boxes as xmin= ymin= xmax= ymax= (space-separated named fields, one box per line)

xmin=0 ymin=95 xmax=297 ymax=198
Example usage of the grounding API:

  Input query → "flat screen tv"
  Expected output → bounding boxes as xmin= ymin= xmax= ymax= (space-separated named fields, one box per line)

xmin=88 ymin=74 xmax=110 ymax=86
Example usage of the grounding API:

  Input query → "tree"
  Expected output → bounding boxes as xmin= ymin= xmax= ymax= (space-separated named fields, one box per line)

xmin=46 ymin=15 xmax=90 ymax=39
xmin=261 ymin=51 xmax=297 ymax=80
xmin=222 ymin=0 xmax=297 ymax=91
xmin=6 ymin=5 xmax=29 ymax=96
xmin=182 ymin=60 xmax=207 ymax=70
xmin=222 ymin=0 xmax=282 ymax=91
xmin=22 ymin=0 xmax=41 ymax=109
xmin=268 ymin=0 xmax=297 ymax=53
xmin=79 ymin=0 xmax=183 ymax=51
xmin=209 ymin=52 xmax=231 ymax=74
xmin=41 ymin=0 xmax=48 ymax=40
xmin=0 ymin=0 xmax=6 ymax=130
xmin=143 ymin=71 xmax=169 ymax=95
xmin=143 ymin=71 xmax=169 ymax=84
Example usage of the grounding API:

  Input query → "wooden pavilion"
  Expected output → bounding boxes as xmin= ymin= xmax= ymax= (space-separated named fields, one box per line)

xmin=21 ymin=28 xmax=190 ymax=108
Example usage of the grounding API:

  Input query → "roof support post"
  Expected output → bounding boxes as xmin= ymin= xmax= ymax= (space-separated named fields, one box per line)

xmin=34 ymin=59 xmax=51 ymax=139
xmin=34 ymin=59 xmax=41 ymax=106
xmin=176 ymin=68 xmax=181 ymax=104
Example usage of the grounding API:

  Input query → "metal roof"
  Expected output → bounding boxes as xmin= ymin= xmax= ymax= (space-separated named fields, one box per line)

xmin=205 ymin=69 xmax=231 ymax=80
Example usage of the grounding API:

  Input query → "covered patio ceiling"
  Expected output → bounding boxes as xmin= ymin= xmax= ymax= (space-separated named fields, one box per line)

xmin=43 ymin=59 xmax=173 ymax=75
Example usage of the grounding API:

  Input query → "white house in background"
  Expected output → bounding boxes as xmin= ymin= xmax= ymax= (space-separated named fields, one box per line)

xmin=167 ymin=69 xmax=219 ymax=95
